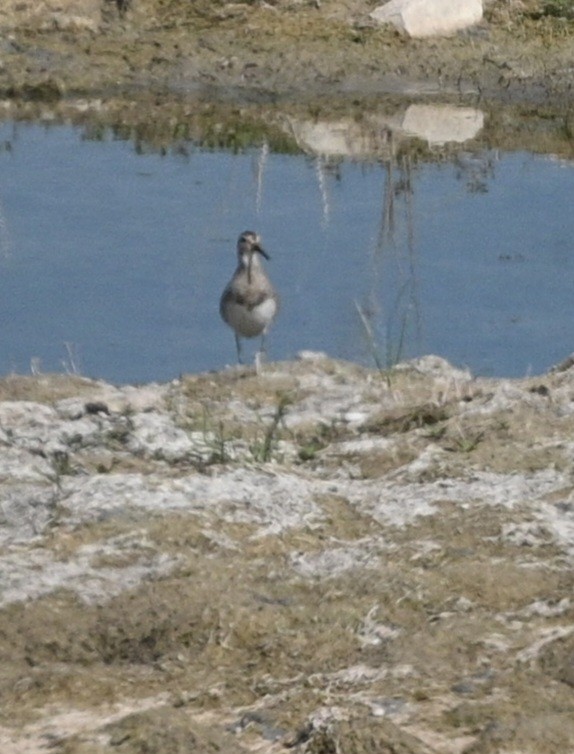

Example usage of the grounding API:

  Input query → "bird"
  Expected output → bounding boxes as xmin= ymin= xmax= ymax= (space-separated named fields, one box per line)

xmin=220 ymin=230 xmax=279 ymax=369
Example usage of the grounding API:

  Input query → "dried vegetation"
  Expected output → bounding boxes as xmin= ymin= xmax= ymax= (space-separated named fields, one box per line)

xmin=1 ymin=355 xmax=574 ymax=752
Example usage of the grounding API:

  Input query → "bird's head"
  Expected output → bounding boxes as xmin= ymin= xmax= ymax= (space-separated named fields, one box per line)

xmin=237 ymin=230 xmax=270 ymax=262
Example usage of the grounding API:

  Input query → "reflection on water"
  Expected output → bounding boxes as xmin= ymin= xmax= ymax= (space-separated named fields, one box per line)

xmin=0 ymin=114 xmax=573 ymax=384
xmin=286 ymin=104 xmax=485 ymax=158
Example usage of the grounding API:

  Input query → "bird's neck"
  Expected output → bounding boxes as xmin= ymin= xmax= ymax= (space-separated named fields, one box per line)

xmin=240 ymin=252 xmax=263 ymax=282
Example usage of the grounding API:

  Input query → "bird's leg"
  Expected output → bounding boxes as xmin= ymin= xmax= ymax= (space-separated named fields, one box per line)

xmin=255 ymin=332 xmax=267 ymax=375
xmin=235 ymin=333 xmax=243 ymax=365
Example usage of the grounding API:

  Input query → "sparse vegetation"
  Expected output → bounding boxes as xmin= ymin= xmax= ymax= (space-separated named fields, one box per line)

xmin=249 ymin=393 xmax=291 ymax=463
xmin=534 ymin=0 xmax=574 ymax=19
xmin=0 ymin=357 xmax=574 ymax=752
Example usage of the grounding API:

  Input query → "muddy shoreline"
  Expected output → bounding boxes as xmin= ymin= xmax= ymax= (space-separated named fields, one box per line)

xmin=1 ymin=0 xmax=573 ymax=126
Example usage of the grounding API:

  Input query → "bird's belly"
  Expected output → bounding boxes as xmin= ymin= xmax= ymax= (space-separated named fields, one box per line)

xmin=224 ymin=298 xmax=277 ymax=338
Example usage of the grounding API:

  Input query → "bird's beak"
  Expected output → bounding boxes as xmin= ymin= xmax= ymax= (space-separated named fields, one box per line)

xmin=253 ymin=243 xmax=270 ymax=260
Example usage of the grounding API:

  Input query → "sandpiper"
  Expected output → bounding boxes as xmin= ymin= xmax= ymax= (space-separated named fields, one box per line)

xmin=220 ymin=230 xmax=279 ymax=368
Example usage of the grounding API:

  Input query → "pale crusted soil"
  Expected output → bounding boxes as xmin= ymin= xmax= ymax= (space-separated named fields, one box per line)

xmin=0 ymin=354 xmax=574 ymax=753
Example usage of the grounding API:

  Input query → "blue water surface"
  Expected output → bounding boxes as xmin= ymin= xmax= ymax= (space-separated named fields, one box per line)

xmin=0 ymin=122 xmax=572 ymax=383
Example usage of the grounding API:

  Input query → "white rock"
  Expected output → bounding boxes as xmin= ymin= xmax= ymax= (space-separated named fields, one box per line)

xmin=400 ymin=355 xmax=472 ymax=382
xmin=60 ymin=468 xmax=324 ymax=536
xmin=0 ymin=484 xmax=57 ymax=546
xmin=0 ymin=536 xmax=179 ymax=607
xmin=55 ymin=383 xmax=167 ymax=418
xmin=297 ymin=350 xmax=330 ymax=362
xmin=0 ymin=400 xmax=57 ymax=428
xmin=127 ymin=412 xmax=194 ymax=462
xmin=0 ymin=400 xmax=107 ymax=456
xmin=55 ymin=397 xmax=91 ymax=420
xmin=290 ymin=543 xmax=381 ymax=579
xmin=120 ymin=384 xmax=168 ymax=413
xmin=370 ymin=0 xmax=483 ymax=38
xmin=0 ymin=447 xmax=53 ymax=484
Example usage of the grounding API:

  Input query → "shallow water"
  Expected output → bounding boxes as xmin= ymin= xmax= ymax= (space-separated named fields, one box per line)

xmin=0 ymin=119 xmax=573 ymax=384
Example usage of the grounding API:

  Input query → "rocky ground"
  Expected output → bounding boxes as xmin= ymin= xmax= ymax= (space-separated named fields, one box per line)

xmin=1 ymin=354 xmax=574 ymax=754
xmin=1 ymin=2 xmax=574 ymax=753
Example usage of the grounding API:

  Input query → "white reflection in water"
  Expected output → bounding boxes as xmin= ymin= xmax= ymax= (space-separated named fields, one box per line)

xmin=0 ymin=121 xmax=572 ymax=383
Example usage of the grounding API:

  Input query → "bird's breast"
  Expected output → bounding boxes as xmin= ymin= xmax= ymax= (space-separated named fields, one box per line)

xmin=222 ymin=295 xmax=277 ymax=338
